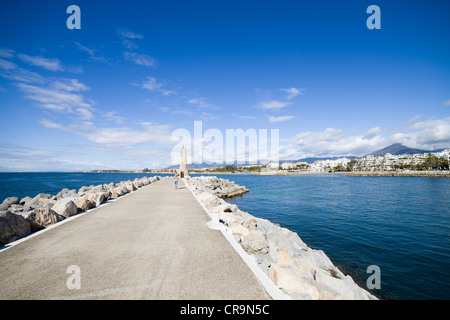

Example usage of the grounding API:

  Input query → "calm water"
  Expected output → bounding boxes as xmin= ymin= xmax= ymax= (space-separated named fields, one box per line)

xmin=1 ymin=172 xmax=449 ymax=300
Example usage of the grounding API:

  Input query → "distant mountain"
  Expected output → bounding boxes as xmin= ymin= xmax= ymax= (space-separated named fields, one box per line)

xmin=366 ymin=143 xmax=431 ymax=156
xmin=284 ymin=156 xmax=358 ymax=164
xmin=165 ymin=161 xmax=265 ymax=169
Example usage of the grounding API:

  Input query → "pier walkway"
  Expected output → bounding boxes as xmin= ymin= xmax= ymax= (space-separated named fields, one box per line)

xmin=0 ymin=178 xmax=271 ymax=300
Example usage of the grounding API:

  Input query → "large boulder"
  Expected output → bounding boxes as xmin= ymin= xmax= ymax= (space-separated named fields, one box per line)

xmin=25 ymin=193 xmax=52 ymax=207
xmin=55 ymin=188 xmax=70 ymax=199
xmin=0 ymin=197 xmax=19 ymax=210
xmin=124 ymin=181 xmax=136 ymax=192
xmin=114 ymin=185 xmax=128 ymax=196
xmin=8 ymin=204 xmax=24 ymax=214
xmin=37 ymin=198 xmax=56 ymax=208
xmin=0 ymin=211 xmax=31 ymax=245
xmin=25 ymin=208 xmax=65 ymax=232
xmin=19 ymin=196 xmax=32 ymax=206
xmin=51 ymin=198 xmax=78 ymax=218
xmin=108 ymin=188 xmax=119 ymax=199
xmin=240 ymin=230 xmax=269 ymax=255
xmin=73 ymin=198 xmax=95 ymax=212
xmin=83 ymin=192 xmax=108 ymax=207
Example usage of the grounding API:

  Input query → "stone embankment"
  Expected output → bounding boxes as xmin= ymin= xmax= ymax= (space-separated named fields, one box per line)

xmin=198 ymin=177 xmax=249 ymax=198
xmin=348 ymin=170 xmax=450 ymax=178
xmin=185 ymin=176 xmax=378 ymax=300
xmin=0 ymin=176 xmax=160 ymax=245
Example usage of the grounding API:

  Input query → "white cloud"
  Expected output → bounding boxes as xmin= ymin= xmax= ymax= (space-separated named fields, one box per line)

xmin=17 ymin=54 xmax=63 ymax=71
xmin=40 ymin=119 xmax=173 ymax=148
xmin=0 ymin=48 xmax=14 ymax=59
xmin=124 ymin=52 xmax=156 ymax=67
xmin=267 ymin=115 xmax=296 ymax=122
xmin=232 ymin=114 xmax=258 ymax=120
xmin=0 ymin=55 xmax=44 ymax=83
xmin=0 ymin=65 xmax=43 ymax=83
xmin=141 ymin=76 xmax=176 ymax=96
xmin=76 ymin=42 xmax=108 ymax=63
xmin=0 ymin=142 xmax=110 ymax=172
xmin=118 ymin=29 xmax=144 ymax=39
xmin=17 ymin=80 xmax=93 ymax=118
xmin=282 ymin=87 xmax=305 ymax=100
xmin=76 ymin=108 xmax=95 ymax=121
xmin=188 ymin=97 xmax=219 ymax=110
xmin=103 ymin=111 xmax=125 ymax=124
xmin=444 ymin=100 xmax=450 ymax=106
xmin=257 ymin=100 xmax=292 ymax=110
xmin=142 ymin=76 xmax=163 ymax=91
xmin=39 ymin=118 xmax=65 ymax=130
xmin=199 ymin=112 xmax=219 ymax=121
xmin=52 ymin=79 xmax=90 ymax=92
xmin=279 ymin=117 xmax=450 ymax=160
xmin=0 ymin=58 xmax=16 ymax=70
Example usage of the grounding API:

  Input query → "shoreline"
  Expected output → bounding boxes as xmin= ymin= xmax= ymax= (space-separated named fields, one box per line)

xmin=347 ymin=170 xmax=450 ymax=178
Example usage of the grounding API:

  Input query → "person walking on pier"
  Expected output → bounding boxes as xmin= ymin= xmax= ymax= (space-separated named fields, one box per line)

xmin=174 ymin=172 xmax=179 ymax=189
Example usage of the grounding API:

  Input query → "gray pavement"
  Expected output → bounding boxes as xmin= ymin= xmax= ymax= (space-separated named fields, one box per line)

xmin=0 ymin=178 xmax=271 ymax=300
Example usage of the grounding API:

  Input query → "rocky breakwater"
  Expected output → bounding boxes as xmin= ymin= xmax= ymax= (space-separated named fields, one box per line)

xmin=0 ymin=176 xmax=160 ymax=246
xmin=194 ymin=177 xmax=249 ymax=198
xmin=185 ymin=176 xmax=378 ymax=300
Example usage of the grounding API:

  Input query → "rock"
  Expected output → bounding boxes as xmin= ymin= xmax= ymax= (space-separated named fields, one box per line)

xmin=253 ymin=254 xmax=274 ymax=276
xmin=55 ymin=188 xmax=70 ymax=199
xmin=19 ymin=197 xmax=32 ymax=205
xmin=83 ymin=192 xmax=108 ymax=207
xmin=25 ymin=208 xmax=65 ymax=231
xmin=26 ymin=193 xmax=52 ymax=207
xmin=1 ymin=197 xmax=19 ymax=210
xmin=37 ymin=198 xmax=56 ymax=208
xmin=124 ymin=181 xmax=136 ymax=192
xmin=9 ymin=204 xmax=24 ymax=214
xmin=73 ymin=198 xmax=95 ymax=212
xmin=269 ymin=264 xmax=318 ymax=299
xmin=114 ymin=185 xmax=128 ymax=196
xmin=79 ymin=186 xmax=90 ymax=193
xmin=232 ymin=225 xmax=250 ymax=237
xmin=242 ymin=217 xmax=258 ymax=230
xmin=108 ymin=188 xmax=119 ymax=199
xmin=276 ymin=245 xmax=295 ymax=268
xmin=240 ymin=230 xmax=269 ymax=255
xmin=51 ymin=198 xmax=78 ymax=218
xmin=0 ymin=211 xmax=31 ymax=245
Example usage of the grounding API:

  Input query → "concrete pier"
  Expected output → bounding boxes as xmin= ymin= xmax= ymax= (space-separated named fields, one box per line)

xmin=0 ymin=178 xmax=271 ymax=300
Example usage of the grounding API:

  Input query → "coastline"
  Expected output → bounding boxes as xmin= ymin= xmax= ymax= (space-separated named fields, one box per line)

xmin=347 ymin=170 xmax=450 ymax=178
xmin=197 ymin=170 xmax=450 ymax=177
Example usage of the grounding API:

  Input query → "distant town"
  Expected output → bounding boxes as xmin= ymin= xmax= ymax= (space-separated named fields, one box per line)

xmin=87 ymin=146 xmax=450 ymax=175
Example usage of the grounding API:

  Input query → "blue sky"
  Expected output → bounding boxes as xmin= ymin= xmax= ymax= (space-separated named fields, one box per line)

xmin=0 ymin=0 xmax=449 ymax=171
